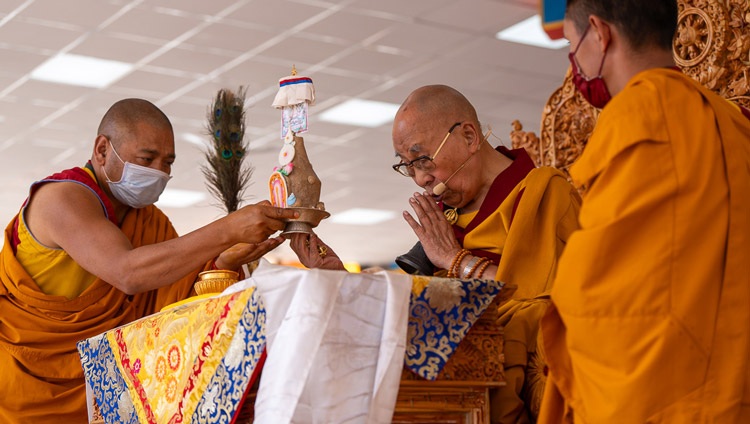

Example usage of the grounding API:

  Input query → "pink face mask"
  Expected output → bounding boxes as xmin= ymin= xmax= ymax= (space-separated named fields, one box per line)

xmin=568 ymin=25 xmax=611 ymax=108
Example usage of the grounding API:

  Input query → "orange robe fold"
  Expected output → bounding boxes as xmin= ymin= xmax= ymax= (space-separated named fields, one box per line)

xmin=541 ymin=68 xmax=750 ymax=423
xmin=452 ymin=149 xmax=581 ymax=423
xmin=491 ymin=167 xmax=580 ymax=424
xmin=0 ymin=190 xmax=204 ymax=423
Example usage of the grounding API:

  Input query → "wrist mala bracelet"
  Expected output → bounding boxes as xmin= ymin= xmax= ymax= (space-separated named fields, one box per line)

xmin=475 ymin=258 xmax=492 ymax=279
xmin=467 ymin=256 xmax=487 ymax=278
xmin=447 ymin=249 xmax=470 ymax=278
xmin=461 ymin=256 xmax=480 ymax=279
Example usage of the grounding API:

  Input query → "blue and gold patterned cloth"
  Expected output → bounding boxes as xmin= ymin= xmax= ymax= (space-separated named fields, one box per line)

xmin=405 ymin=275 xmax=504 ymax=380
xmin=77 ymin=270 xmax=504 ymax=423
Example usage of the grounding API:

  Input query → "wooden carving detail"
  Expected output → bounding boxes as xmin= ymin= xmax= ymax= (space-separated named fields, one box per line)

xmin=512 ymin=0 xmax=749 ymax=177
xmin=396 ymin=295 xmax=507 ymax=424
xmin=393 ymin=383 xmax=493 ymax=424
xmin=675 ymin=0 xmax=750 ymax=109
xmin=509 ymin=120 xmax=542 ymax=167
xmin=510 ymin=68 xmax=599 ymax=182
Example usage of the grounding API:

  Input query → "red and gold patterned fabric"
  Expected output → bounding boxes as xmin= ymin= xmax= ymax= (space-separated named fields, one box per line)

xmin=78 ymin=288 xmax=264 ymax=423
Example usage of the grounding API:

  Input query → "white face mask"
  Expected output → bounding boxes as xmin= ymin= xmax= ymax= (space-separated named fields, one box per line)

xmin=102 ymin=142 xmax=171 ymax=208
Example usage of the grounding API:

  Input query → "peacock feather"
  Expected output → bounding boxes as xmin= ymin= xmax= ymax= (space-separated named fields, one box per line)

xmin=201 ymin=87 xmax=253 ymax=214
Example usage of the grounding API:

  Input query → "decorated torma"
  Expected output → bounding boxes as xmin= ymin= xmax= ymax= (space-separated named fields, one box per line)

xmin=269 ymin=66 xmax=328 ymax=234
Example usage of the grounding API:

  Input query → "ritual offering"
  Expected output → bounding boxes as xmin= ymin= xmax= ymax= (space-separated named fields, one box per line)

xmin=269 ymin=66 xmax=329 ymax=235
xmin=194 ymin=269 xmax=240 ymax=295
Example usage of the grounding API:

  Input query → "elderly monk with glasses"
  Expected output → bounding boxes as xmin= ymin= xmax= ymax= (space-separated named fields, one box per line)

xmin=291 ymin=84 xmax=581 ymax=423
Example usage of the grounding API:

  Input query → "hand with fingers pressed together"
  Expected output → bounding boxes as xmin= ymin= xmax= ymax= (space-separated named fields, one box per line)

xmin=402 ymin=191 xmax=462 ymax=271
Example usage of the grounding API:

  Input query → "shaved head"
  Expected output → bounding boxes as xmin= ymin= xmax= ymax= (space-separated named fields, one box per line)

xmin=396 ymin=85 xmax=480 ymax=130
xmin=97 ymin=98 xmax=172 ymax=146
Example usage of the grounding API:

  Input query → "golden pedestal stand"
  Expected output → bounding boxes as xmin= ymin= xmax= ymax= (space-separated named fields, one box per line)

xmin=194 ymin=269 xmax=239 ymax=295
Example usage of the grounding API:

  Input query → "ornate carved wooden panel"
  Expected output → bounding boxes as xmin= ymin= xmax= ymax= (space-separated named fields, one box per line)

xmin=675 ymin=0 xmax=750 ymax=109
xmin=395 ymin=291 xmax=506 ymax=424
xmin=510 ymin=69 xmax=598 ymax=181
xmin=393 ymin=382 xmax=497 ymax=424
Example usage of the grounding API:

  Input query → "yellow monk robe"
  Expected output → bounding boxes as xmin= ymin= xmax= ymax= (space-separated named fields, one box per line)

xmin=0 ymin=166 xmax=207 ymax=423
xmin=450 ymin=148 xmax=581 ymax=423
xmin=15 ymin=203 xmax=99 ymax=299
xmin=540 ymin=68 xmax=750 ymax=423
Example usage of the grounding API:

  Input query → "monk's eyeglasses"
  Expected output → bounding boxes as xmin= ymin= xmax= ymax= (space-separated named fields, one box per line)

xmin=392 ymin=122 xmax=462 ymax=177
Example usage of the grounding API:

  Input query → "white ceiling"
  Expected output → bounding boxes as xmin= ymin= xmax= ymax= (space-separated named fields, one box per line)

xmin=0 ymin=0 xmax=569 ymax=267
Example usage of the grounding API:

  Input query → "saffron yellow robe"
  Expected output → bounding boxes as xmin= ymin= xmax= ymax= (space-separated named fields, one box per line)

xmin=540 ymin=68 xmax=750 ymax=423
xmin=0 ymin=168 xmax=205 ymax=423
xmin=450 ymin=148 xmax=581 ymax=423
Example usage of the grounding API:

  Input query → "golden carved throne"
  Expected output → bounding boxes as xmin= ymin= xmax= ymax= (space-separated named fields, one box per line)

xmin=508 ymin=0 xmax=750 ymax=421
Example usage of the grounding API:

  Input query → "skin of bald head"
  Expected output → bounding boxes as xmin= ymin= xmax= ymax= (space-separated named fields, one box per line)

xmin=392 ymin=85 xmax=509 ymax=212
xmin=394 ymin=85 xmax=481 ymax=147
xmin=97 ymin=98 xmax=173 ymax=150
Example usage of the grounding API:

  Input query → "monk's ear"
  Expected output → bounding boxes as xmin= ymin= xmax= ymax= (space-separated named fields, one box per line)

xmin=460 ymin=122 xmax=480 ymax=149
xmin=589 ymin=16 xmax=612 ymax=53
xmin=93 ymin=135 xmax=109 ymax=165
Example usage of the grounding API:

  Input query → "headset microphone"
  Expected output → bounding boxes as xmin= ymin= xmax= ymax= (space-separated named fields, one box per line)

xmin=432 ymin=182 xmax=447 ymax=196
xmin=430 ymin=128 xmax=492 ymax=197
xmin=431 ymin=160 xmax=468 ymax=196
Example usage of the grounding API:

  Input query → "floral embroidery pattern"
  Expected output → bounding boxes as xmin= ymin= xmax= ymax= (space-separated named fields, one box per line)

xmin=155 ymin=356 xmax=167 ymax=381
xmin=77 ymin=287 xmax=265 ymax=424
xmin=167 ymin=345 xmax=180 ymax=371
xmin=165 ymin=377 xmax=178 ymax=403
xmin=424 ymin=279 xmax=466 ymax=313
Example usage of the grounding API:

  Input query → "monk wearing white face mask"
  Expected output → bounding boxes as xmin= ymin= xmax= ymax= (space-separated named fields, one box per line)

xmin=101 ymin=139 xmax=172 ymax=208
xmin=0 ymin=98 xmax=299 ymax=423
